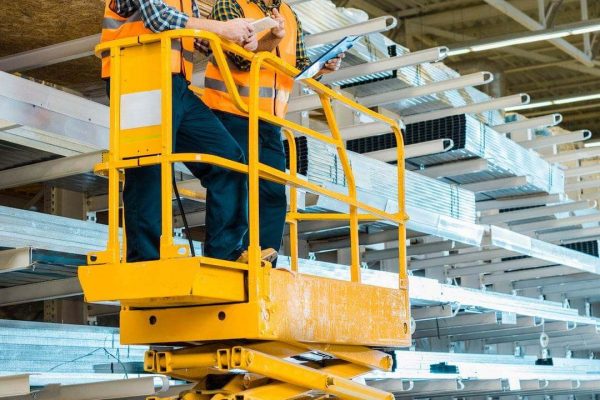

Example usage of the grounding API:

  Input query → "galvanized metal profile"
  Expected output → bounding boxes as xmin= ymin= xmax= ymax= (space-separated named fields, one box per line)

xmin=416 ymin=311 xmax=500 ymax=330
xmin=447 ymin=258 xmax=559 ymax=278
xmin=23 ymin=376 xmax=164 ymax=400
xmin=320 ymin=47 xmax=449 ymax=85
xmin=0 ymin=248 xmax=32 ymax=273
xmin=493 ymin=113 xmax=563 ymax=133
xmin=374 ymin=379 xmax=509 ymax=398
xmin=488 ymin=324 xmax=595 ymax=346
xmin=0 ymin=277 xmax=82 ymax=306
xmin=359 ymin=72 xmax=493 ymax=108
xmin=0 ymin=374 xmax=30 ymax=397
xmin=363 ymin=240 xmax=459 ymax=262
xmin=537 ymin=226 xmax=600 ymax=243
xmin=304 ymin=16 xmax=397 ymax=47
xmin=0 ymin=150 xmax=104 ymax=190
xmin=448 ymin=319 xmax=566 ymax=343
xmin=335 ymin=121 xmax=395 ymax=141
xmin=566 ymin=163 xmax=600 ymax=177
xmin=545 ymin=146 xmax=600 ymax=163
xmin=0 ymin=72 xmax=109 ymax=148
xmin=287 ymin=93 xmax=322 ymax=113
xmin=508 ymin=212 xmax=600 ymax=234
xmin=0 ymin=35 xmax=99 ymax=73
xmin=566 ymin=178 xmax=600 ymax=191
xmin=511 ymin=271 xmax=593 ymax=290
xmin=365 ymin=140 xmax=454 ymax=162
xmin=415 ymin=316 xmax=540 ymax=341
xmin=518 ymin=129 xmax=592 ymax=149
xmin=539 ymin=278 xmax=600 ymax=296
xmin=476 ymin=194 xmax=562 ymax=211
xmin=417 ymin=159 xmax=489 ymax=179
xmin=478 ymin=200 xmax=595 ymax=224
xmin=461 ymin=176 xmax=529 ymax=193
xmin=489 ymin=225 xmax=600 ymax=274
xmin=483 ymin=265 xmax=578 ymax=285
xmin=411 ymin=304 xmax=457 ymax=321
xmin=402 ymin=94 xmax=530 ymax=125
xmin=373 ymin=350 xmax=600 ymax=381
xmin=409 ymin=248 xmax=514 ymax=269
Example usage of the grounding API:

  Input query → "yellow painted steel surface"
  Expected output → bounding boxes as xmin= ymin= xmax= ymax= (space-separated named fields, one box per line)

xmin=79 ymin=30 xmax=410 ymax=399
xmin=118 ymin=269 xmax=411 ymax=347
xmin=79 ymin=257 xmax=247 ymax=307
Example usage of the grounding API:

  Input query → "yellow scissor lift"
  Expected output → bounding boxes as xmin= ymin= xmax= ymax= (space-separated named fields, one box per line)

xmin=78 ymin=30 xmax=410 ymax=400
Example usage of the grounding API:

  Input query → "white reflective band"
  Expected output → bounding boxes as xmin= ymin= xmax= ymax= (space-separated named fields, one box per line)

xmin=120 ymin=90 xmax=162 ymax=130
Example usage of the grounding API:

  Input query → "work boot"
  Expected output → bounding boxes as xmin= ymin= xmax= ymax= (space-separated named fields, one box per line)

xmin=236 ymin=248 xmax=278 ymax=264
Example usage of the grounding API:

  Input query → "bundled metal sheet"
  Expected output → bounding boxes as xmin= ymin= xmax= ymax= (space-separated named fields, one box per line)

xmin=347 ymin=114 xmax=565 ymax=201
xmin=0 ymin=206 xmax=201 ymax=258
xmin=285 ymin=136 xmax=477 ymax=222
xmin=0 ymin=319 xmax=146 ymax=378
xmin=292 ymin=0 xmax=503 ymax=126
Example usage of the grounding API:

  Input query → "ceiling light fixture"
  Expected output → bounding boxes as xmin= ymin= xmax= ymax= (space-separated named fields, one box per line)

xmin=448 ymin=18 xmax=600 ymax=56
xmin=506 ymin=93 xmax=600 ymax=111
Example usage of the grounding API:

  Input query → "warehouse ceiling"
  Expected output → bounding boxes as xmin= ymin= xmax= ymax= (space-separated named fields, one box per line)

xmin=334 ymin=0 xmax=600 ymax=136
xmin=1 ymin=0 xmax=600 ymax=136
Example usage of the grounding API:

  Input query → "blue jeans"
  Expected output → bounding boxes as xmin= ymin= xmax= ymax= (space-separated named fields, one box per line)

xmin=108 ymin=75 xmax=248 ymax=261
xmin=214 ymin=111 xmax=287 ymax=263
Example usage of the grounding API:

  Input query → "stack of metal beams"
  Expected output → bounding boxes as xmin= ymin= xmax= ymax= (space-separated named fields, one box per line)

xmin=285 ymin=136 xmax=477 ymax=222
xmin=347 ymin=114 xmax=565 ymax=201
xmin=0 ymin=319 xmax=147 ymax=386
xmin=293 ymin=0 xmax=503 ymax=126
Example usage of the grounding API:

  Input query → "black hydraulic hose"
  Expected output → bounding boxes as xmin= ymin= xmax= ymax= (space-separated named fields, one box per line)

xmin=172 ymin=173 xmax=196 ymax=257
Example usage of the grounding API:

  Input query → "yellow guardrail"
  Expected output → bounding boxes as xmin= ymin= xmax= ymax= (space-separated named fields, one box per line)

xmin=93 ymin=29 xmax=408 ymax=289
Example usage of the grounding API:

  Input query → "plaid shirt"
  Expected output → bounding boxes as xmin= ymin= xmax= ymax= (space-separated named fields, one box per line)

xmin=210 ymin=0 xmax=311 ymax=71
xmin=110 ymin=0 xmax=199 ymax=33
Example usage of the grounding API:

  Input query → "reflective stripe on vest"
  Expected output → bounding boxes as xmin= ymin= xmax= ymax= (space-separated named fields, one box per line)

xmin=100 ymin=0 xmax=195 ymax=80
xmin=102 ymin=9 xmax=142 ymax=29
xmin=202 ymin=1 xmax=298 ymax=118
xmin=205 ymin=77 xmax=275 ymax=98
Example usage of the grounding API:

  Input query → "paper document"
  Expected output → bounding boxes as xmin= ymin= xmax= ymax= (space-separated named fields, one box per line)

xmin=252 ymin=17 xmax=279 ymax=33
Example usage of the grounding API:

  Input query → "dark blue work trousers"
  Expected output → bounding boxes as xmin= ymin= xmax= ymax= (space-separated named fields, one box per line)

xmin=108 ymin=75 xmax=248 ymax=262
xmin=214 ymin=111 xmax=288 ymax=260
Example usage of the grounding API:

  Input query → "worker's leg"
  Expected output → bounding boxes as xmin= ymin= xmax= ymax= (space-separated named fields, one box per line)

xmin=214 ymin=111 xmax=288 ymax=260
xmin=172 ymin=77 xmax=248 ymax=261
xmin=123 ymin=166 xmax=161 ymax=262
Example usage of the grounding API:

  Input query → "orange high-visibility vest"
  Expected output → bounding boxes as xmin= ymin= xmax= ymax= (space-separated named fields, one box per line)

xmin=202 ymin=1 xmax=297 ymax=118
xmin=100 ymin=0 xmax=195 ymax=81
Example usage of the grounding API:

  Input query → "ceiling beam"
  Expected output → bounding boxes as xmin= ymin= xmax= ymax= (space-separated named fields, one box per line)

xmin=0 ymin=34 xmax=99 ymax=73
xmin=483 ymin=0 xmax=593 ymax=66
xmin=405 ymin=0 xmax=580 ymax=29
xmin=408 ymin=22 xmax=600 ymax=78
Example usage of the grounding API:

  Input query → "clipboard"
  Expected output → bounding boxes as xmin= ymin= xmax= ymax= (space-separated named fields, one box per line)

xmin=295 ymin=35 xmax=360 ymax=80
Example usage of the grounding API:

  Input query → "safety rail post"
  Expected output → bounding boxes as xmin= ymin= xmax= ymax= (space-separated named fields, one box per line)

xmin=319 ymin=93 xmax=361 ymax=283
xmin=392 ymin=124 xmax=408 ymax=290
xmin=282 ymin=129 xmax=299 ymax=272
xmin=107 ymin=45 xmax=122 ymax=265
xmin=159 ymin=37 xmax=176 ymax=259
xmin=247 ymin=52 xmax=267 ymax=301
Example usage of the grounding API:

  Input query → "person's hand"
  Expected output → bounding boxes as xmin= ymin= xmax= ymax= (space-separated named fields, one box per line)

xmin=219 ymin=18 xmax=256 ymax=45
xmin=319 ymin=53 xmax=345 ymax=75
xmin=194 ymin=38 xmax=211 ymax=55
xmin=244 ymin=35 xmax=259 ymax=51
xmin=270 ymin=8 xmax=285 ymax=39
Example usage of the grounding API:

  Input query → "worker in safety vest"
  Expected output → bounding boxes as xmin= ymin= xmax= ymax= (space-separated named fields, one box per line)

xmin=204 ymin=0 xmax=343 ymax=265
xmin=101 ymin=0 xmax=277 ymax=263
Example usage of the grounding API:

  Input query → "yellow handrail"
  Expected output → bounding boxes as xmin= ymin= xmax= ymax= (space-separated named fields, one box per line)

xmin=92 ymin=29 xmax=408 ymax=290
